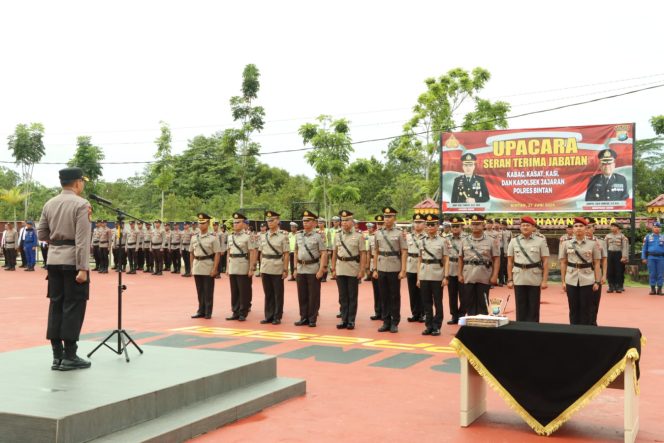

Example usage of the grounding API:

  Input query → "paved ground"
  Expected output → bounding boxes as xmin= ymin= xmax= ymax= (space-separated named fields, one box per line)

xmin=1 ymin=267 xmax=662 ymax=442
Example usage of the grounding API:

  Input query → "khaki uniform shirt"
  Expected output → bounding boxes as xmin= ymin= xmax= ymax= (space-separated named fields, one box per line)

xmin=216 ymin=231 xmax=228 ymax=254
xmin=227 ymin=231 xmax=257 ymax=275
xmin=445 ymin=234 xmax=463 ymax=277
xmin=169 ymin=230 xmax=181 ymax=250
xmin=368 ymin=234 xmax=377 ymax=271
xmin=181 ymin=229 xmax=193 ymax=251
xmin=560 ymin=238 xmax=601 ymax=286
xmin=605 ymin=233 xmax=629 ymax=258
xmin=259 ymin=230 xmax=289 ymax=275
xmin=37 ymin=189 xmax=91 ymax=270
xmin=460 ymin=233 xmax=500 ymax=284
xmin=189 ymin=232 xmax=221 ymax=275
xmin=142 ymin=229 xmax=152 ymax=249
xmin=126 ymin=228 xmax=140 ymax=250
xmin=92 ymin=227 xmax=100 ymax=247
xmin=296 ymin=230 xmax=326 ymax=274
xmin=3 ymin=229 xmax=18 ymax=248
xmin=501 ymin=229 xmax=512 ymax=250
xmin=162 ymin=230 xmax=171 ymax=249
xmin=151 ymin=229 xmax=166 ymax=250
xmin=418 ymin=235 xmax=447 ymax=281
xmin=376 ymin=227 xmax=407 ymax=273
xmin=560 ymin=234 xmax=574 ymax=244
xmin=507 ymin=234 xmax=549 ymax=286
xmin=406 ymin=231 xmax=426 ymax=273
xmin=98 ymin=227 xmax=111 ymax=249
xmin=334 ymin=228 xmax=366 ymax=277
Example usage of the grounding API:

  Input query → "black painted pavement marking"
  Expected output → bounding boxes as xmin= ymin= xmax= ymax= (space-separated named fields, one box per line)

xmin=146 ymin=334 xmax=235 ymax=348
xmin=369 ymin=352 xmax=432 ymax=369
xmin=280 ymin=345 xmax=381 ymax=364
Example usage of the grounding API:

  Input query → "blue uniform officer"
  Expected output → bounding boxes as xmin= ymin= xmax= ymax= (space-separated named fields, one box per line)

xmin=23 ymin=220 xmax=39 ymax=271
xmin=642 ymin=221 xmax=664 ymax=295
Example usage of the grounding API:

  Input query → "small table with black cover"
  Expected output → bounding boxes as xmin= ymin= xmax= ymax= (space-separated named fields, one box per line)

xmin=450 ymin=322 xmax=642 ymax=442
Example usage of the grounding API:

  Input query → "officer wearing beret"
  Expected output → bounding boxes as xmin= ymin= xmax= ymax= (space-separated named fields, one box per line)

xmin=605 ymin=222 xmax=629 ymax=293
xmin=451 ymin=153 xmax=490 ymax=203
xmin=189 ymin=213 xmax=221 ymax=319
xmin=37 ymin=167 xmax=92 ymax=370
xmin=585 ymin=149 xmax=629 ymax=201
xmin=406 ymin=213 xmax=427 ymax=323
xmin=226 ymin=212 xmax=257 ymax=321
xmin=507 ymin=217 xmax=549 ymax=322
xmin=443 ymin=216 xmax=465 ymax=324
xmin=259 ymin=211 xmax=289 ymax=325
xmin=294 ymin=210 xmax=328 ymax=327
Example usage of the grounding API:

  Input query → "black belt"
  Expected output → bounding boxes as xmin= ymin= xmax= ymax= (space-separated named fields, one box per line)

xmin=127 ymin=242 xmax=136 ymax=246
xmin=422 ymin=259 xmax=441 ymax=265
xmin=183 ymin=243 xmax=190 ymax=246
xmin=514 ymin=262 xmax=542 ymax=269
xmin=408 ymin=253 xmax=419 ymax=258
xmin=171 ymin=243 xmax=180 ymax=246
xmin=194 ymin=254 xmax=214 ymax=260
xmin=152 ymin=242 xmax=161 ymax=246
xmin=338 ymin=256 xmax=360 ymax=262
xmin=648 ymin=252 xmax=664 ymax=257
xmin=298 ymin=258 xmax=319 ymax=265
xmin=262 ymin=254 xmax=282 ymax=259
xmin=569 ymin=263 xmax=593 ymax=269
xmin=379 ymin=251 xmax=400 ymax=257
xmin=5 ymin=242 xmax=15 ymax=245
xmin=99 ymin=242 xmax=109 ymax=245
xmin=230 ymin=253 xmax=248 ymax=258
xmin=449 ymin=257 xmax=458 ymax=262
xmin=463 ymin=259 xmax=491 ymax=267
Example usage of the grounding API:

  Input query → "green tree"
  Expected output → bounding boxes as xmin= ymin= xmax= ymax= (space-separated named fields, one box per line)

xmin=401 ymin=67 xmax=510 ymax=192
xmin=0 ymin=187 xmax=30 ymax=227
xmin=650 ymin=115 xmax=664 ymax=136
xmin=299 ymin=115 xmax=358 ymax=220
xmin=228 ymin=64 xmax=266 ymax=207
xmin=68 ymin=136 xmax=105 ymax=182
xmin=153 ymin=121 xmax=175 ymax=219
xmin=7 ymin=122 xmax=46 ymax=218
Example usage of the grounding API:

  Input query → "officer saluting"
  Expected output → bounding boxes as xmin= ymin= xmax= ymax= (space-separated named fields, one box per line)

xmin=37 ymin=167 xmax=92 ymax=371
xmin=585 ymin=148 xmax=629 ymax=201
xmin=451 ymin=153 xmax=490 ymax=203
xmin=189 ymin=213 xmax=221 ymax=319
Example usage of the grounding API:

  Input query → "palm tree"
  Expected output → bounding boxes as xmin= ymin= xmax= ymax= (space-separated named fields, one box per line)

xmin=0 ymin=187 xmax=31 ymax=228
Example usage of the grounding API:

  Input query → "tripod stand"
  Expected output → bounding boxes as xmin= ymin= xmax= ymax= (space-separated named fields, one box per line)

xmin=88 ymin=205 xmax=144 ymax=362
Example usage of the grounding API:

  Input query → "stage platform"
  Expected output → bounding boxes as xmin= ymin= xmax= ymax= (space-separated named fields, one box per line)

xmin=0 ymin=342 xmax=305 ymax=443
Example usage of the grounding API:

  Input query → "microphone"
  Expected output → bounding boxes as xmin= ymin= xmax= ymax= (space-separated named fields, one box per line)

xmin=89 ymin=193 xmax=113 ymax=205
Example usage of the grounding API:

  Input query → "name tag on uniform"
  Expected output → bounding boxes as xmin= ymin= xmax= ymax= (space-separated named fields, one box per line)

xmin=612 ymin=184 xmax=624 ymax=191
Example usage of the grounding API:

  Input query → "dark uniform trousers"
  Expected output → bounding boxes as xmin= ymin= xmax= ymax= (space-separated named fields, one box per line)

xmin=46 ymin=266 xmax=88 ymax=342
xmin=19 ymin=245 xmax=27 ymax=267
xmin=566 ymin=283 xmax=594 ymax=325
xmin=447 ymin=275 xmax=463 ymax=320
xmin=164 ymin=249 xmax=171 ymax=271
xmin=262 ymin=273 xmax=284 ymax=321
xmin=194 ymin=275 xmax=214 ymax=317
xmin=591 ymin=265 xmax=603 ymax=326
xmin=296 ymin=273 xmax=321 ymax=323
xmin=136 ymin=249 xmax=145 ymax=270
xmin=41 ymin=244 xmax=48 ymax=266
xmin=230 ymin=274 xmax=252 ymax=317
xmin=336 ymin=275 xmax=359 ymax=324
xmin=607 ymin=251 xmax=625 ymax=289
xmin=377 ymin=271 xmax=401 ymax=326
xmin=152 ymin=249 xmax=163 ymax=273
xmin=127 ymin=248 xmax=137 ymax=271
xmin=112 ymin=247 xmax=119 ymax=268
xmin=220 ymin=252 xmax=227 ymax=273
xmin=182 ymin=250 xmax=191 ymax=275
xmin=99 ymin=247 xmax=109 ymax=271
xmin=288 ymin=252 xmax=295 ymax=277
xmin=420 ymin=280 xmax=443 ymax=330
xmin=462 ymin=282 xmax=490 ymax=315
xmin=514 ymin=285 xmax=541 ymax=322
xmin=92 ymin=245 xmax=100 ymax=269
xmin=372 ymin=278 xmax=381 ymax=317
xmin=406 ymin=272 xmax=422 ymax=319
xmin=5 ymin=248 xmax=17 ymax=268
xmin=171 ymin=249 xmax=181 ymax=273
xmin=499 ymin=249 xmax=508 ymax=285
xmin=143 ymin=249 xmax=153 ymax=271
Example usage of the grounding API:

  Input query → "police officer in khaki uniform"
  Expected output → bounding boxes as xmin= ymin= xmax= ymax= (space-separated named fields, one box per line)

xmin=125 ymin=221 xmax=139 ymax=274
xmin=181 ymin=222 xmax=193 ymax=277
xmin=150 ymin=220 xmax=166 ymax=275
xmin=331 ymin=210 xmax=366 ymax=330
xmin=294 ymin=210 xmax=328 ymax=327
xmin=142 ymin=223 xmax=153 ymax=272
xmin=226 ymin=212 xmax=257 ymax=321
xmin=288 ymin=221 xmax=298 ymax=280
xmin=168 ymin=223 xmax=182 ymax=274
xmin=136 ymin=221 xmax=145 ymax=271
xmin=98 ymin=220 xmax=111 ymax=273
xmin=37 ymin=167 xmax=92 ymax=371
xmin=560 ymin=224 xmax=574 ymax=244
xmin=586 ymin=217 xmax=607 ymax=325
xmin=443 ymin=216 xmax=464 ymax=324
xmin=189 ymin=213 xmax=221 ymax=319
xmin=368 ymin=216 xmax=383 ymax=320
xmin=417 ymin=214 xmax=447 ymax=336
xmin=458 ymin=214 xmax=500 ymax=315
xmin=214 ymin=221 xmax=228 ymax=277
xmin=498 ymin=220 xmax=511 ymax=285
xmin=605 ymin=222 xmax=629 ymax=293
xmin=560 ymin=217 xmax=602 ymax=325
xmin=3 ymin=223 xmax=18 ymax=270
xmin=507 ymin=216 xmax=550 ymax=322
xmin=406 ymin=214 xmax=427 ymax=323
xmin=92 ymin=220 xmax=101 ymax=271
xmin=163 ymin=222 xmax=172 ymax=272
xmin=372 ymin=207 xmax=407 ymax=333
xmin=258 ymin=210 xmax=289 ymax=325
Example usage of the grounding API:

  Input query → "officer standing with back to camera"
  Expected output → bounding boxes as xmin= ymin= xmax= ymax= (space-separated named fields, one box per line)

xmin=642 ymin=221 xmax=664 ymax=295
xmin=37 ymin=167 xmax=92 ymax=371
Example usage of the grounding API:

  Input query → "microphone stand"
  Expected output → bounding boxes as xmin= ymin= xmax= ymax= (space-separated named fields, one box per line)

xmin=87 ymin=200 xmax=145 ymax=362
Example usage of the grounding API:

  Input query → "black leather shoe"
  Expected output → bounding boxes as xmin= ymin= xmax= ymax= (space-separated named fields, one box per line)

xmin=336 ymin=313 xmax=341 ymax=318
xmin=204 ymin=315 xmax=212 ymax=319
xmin=607 ymin=287 xmax=614 ymax=293
xmin=238 ymin=316 xmax=246 ymax=321
xmin=191 ymin=313 xmax=205 ymax=318
xmin=418 ymin=317 xmax=425 ymax=323
xmin=447 ymin=318 xmax=459 ymax=325
xmin=370 ymin=315 xmax=381 ymax=321
xmin=260 ymin=319 xmax=273 ymax=324
xmin=431 ymin=329 xmax=441 ymax=336
xmin=336 ymin=322 xmax=347 ymax=329
xmin=272 ymin=319 xmax=281 ymax=325
xmin=377 ymin=324 xmax=390 ymax=332
xmin=346 ymin=323 xmax=355 ymax=330
xmin=59 ymin=355 xmax=92 ymax=371
xmin=422 ymin=329 xmax=432 ymax=335
xmin=616 ymin=288 xmax=623 ymax=293
xmin=226 ymin=315 xmax=240 ymax=321
xmin=308 ymin=322 xmax=317 ymax=327
xmin=389 ymin=325 xmax=398 ymax=333
xmin=127 ymin=270 xmax=136 ymax=274
xmin=294 ymin=319 xmax=309 ymax=326
xmin=407 ymin=316 xmax=419 ymax=322
xmin=51 ymin=359 xmax=62 ymax=370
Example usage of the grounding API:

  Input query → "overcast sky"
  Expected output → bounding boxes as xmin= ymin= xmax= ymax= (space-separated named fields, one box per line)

xmin=1 ymin=0 xmax=662 ymax=188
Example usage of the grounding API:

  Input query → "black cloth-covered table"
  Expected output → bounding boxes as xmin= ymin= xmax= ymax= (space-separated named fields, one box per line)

xmin=451 ymin=322 xmax=642 ymax=435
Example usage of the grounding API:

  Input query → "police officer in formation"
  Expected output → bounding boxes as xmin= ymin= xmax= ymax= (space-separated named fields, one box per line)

xmin=150 ymin=220 xmax=166 ymax=275
xmin=585 ymin=148 xmax=629 ymax=201
xmin=367 ymin=216 xmax=384 ymax=320
xmin=142 ymin=222 xmax=153 ymax=273
xmin=372 ymin=207 xmax=407 ymax=333
xmin=189 ymin=213 xmax=221 ymax=319
xmin=181 ymin=221 xmax=193 ymax=277
xmin=585 ymin=218 xmax=607 ymax=326
xmin=92 ymin=220 xmax=101 ymax=271
xmin=288 ymin=221 xmax=298 ymax=281
xmin=450 ymin=152 xmax=490 ymax=203
xmin=97 ymin=220 xmax=111 ymax=273
xmin=258 ymin=210 xmax=289 ymax=325
xmin=559 ymin=217 xmax=602 ymax=325
xmin=406 ymin=214 xmax=426 ymax=323
xmin=294 ymin=210 xmax=328 ymax=327
xmin=331 ymin=210 xmax=366 ymax=330
xmin=642 ymin=221 xmax=664 ymax=295
xmin=213 ymin=221 xmax=228 ymax=277
xmin=226 ymin=212 xmax=257 ymax=321
xmin=457 ymin=214 xmax=500 ymax=315
xmin=605 ymin=222 xmax=629 ymax=293
xmin=2 ymin=222 xmax=18 ymax=271
xmin=416 ymin=214 xmax=447 ymax=336
xmin=506 ymin=216 xmax=549 ymax=322
xmin=443 ymin=216 xmax=464 ymax=324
